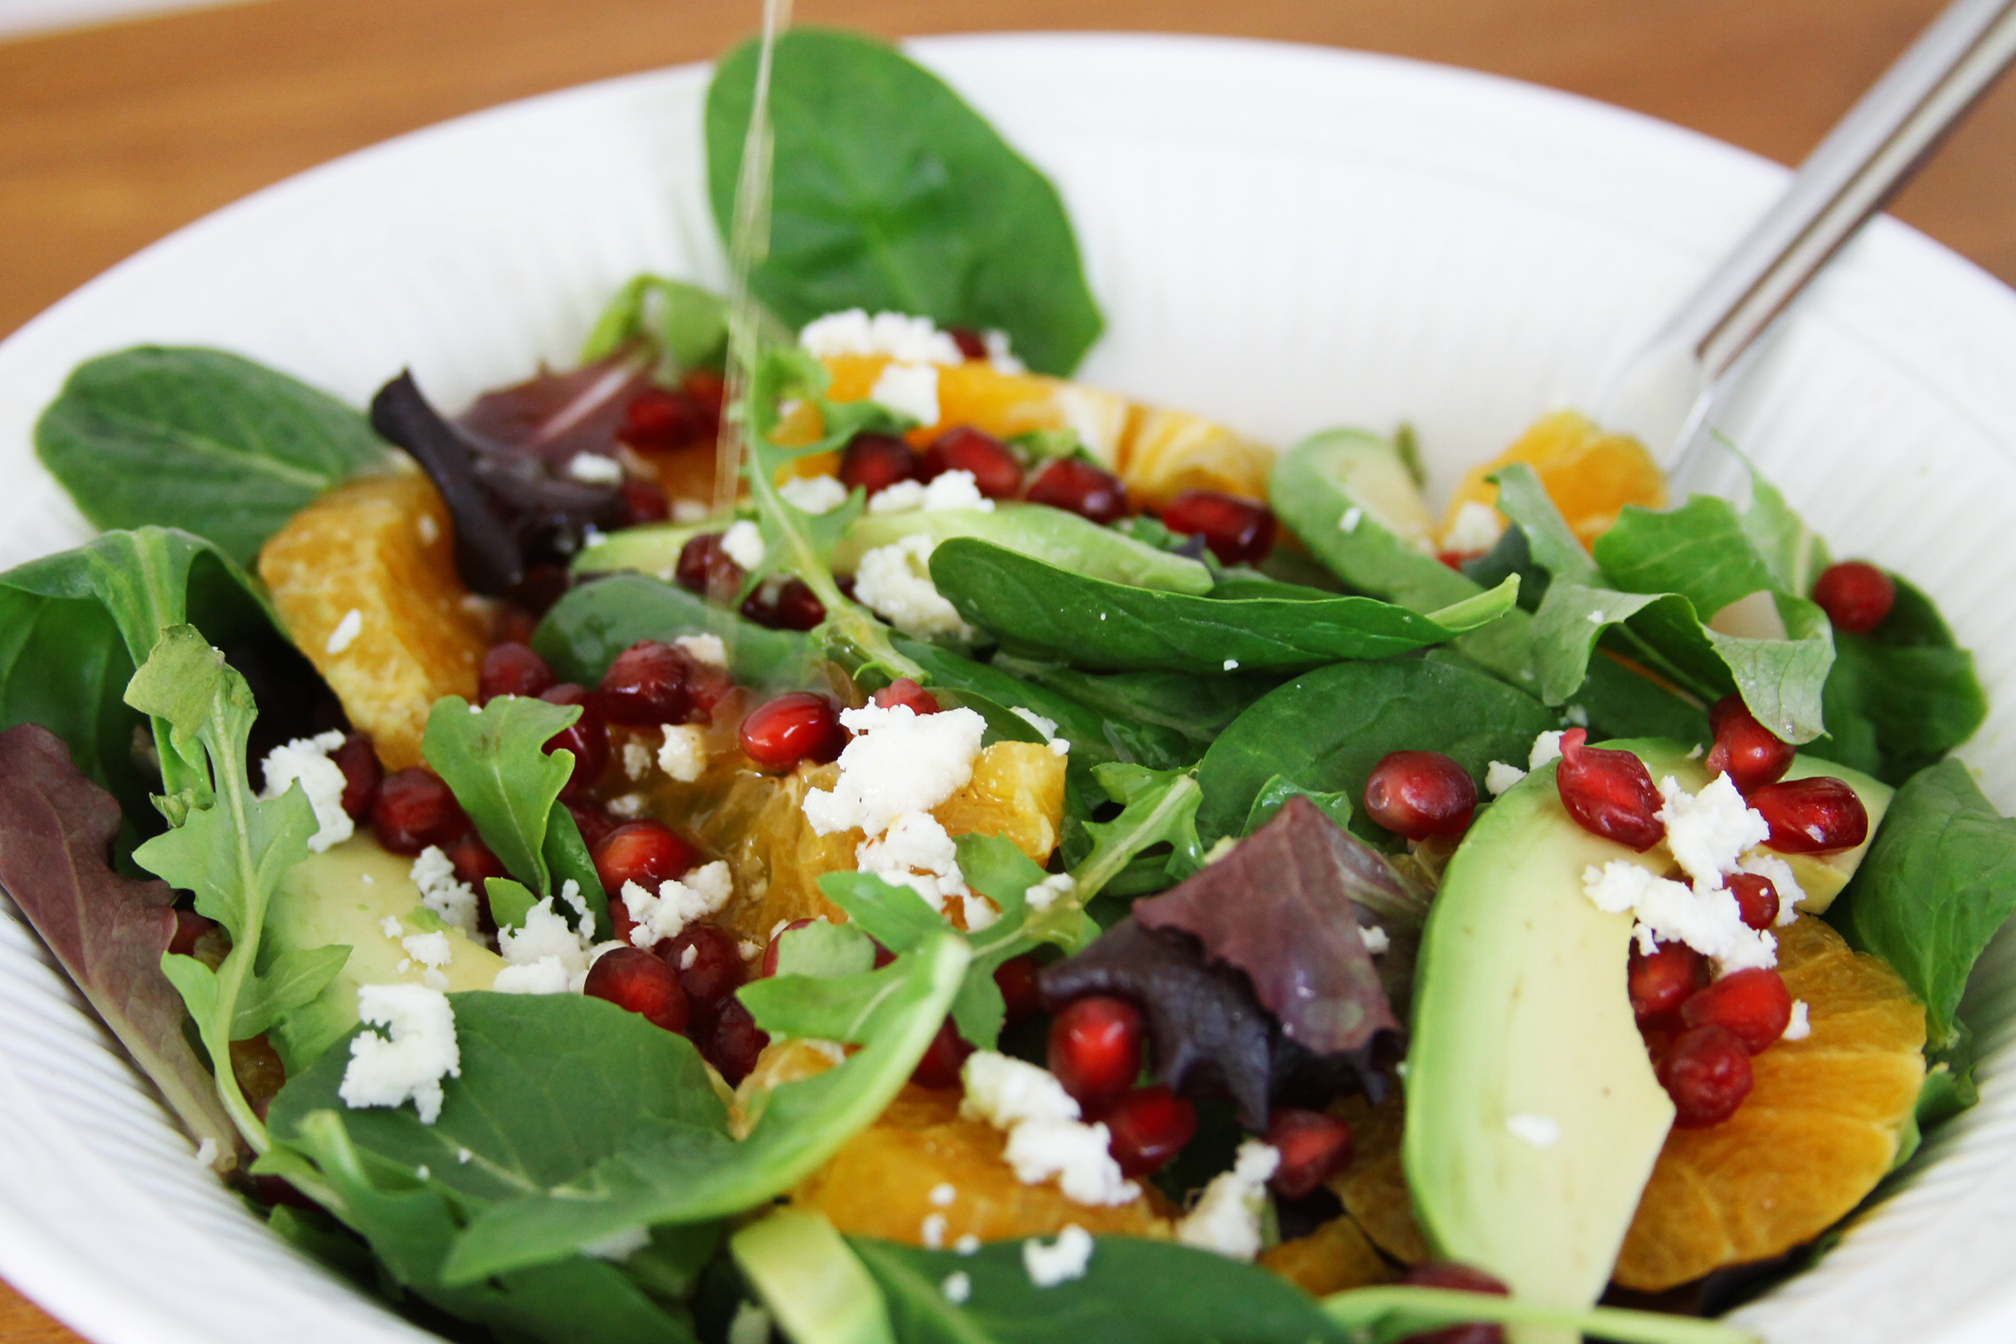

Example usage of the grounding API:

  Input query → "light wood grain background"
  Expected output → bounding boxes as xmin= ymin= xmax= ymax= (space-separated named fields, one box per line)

xmin=3 ymin=0 xmax=2014 ymax=1337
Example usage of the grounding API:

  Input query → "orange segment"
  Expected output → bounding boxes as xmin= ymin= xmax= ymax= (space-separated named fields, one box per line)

xmin=1442 ymin=410 xmax=1667 ymax=551
xmin=257 ymin=471 xmax=488 ymax=770
xmin=1326 ymin=1088 xmax=1431 ymax=1265
xmin=1259 ymin=1214 xmax=1395 ymax=1295
xmin=934 ymin=741 xmax=1067 ymax=865
xmin=1613 ymin=917 xmax=1925 ymax=1291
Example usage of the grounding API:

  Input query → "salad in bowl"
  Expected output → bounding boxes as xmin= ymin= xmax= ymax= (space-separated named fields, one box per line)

xmin=2 ymin=27 xmax=2008 ymax=1344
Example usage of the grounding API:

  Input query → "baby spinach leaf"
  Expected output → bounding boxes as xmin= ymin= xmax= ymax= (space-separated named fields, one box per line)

xmin=1736 ymin=460 xmax=1832 ymax=596
xmin=707 ymin=29 xmax=1102 ymax=376
xmin=582 ymin=274 xmax=732 ymax=373
xmin=931 ymin=538 xmax=1518 ymax=675
xmin=34 ymin=347 xmax=387 ymax=567
xmin=1195 ymin=658 xmax=1556 ymax=847
xmin=534 ymin=573 xmax=821 ymax=691
xmin=1488 ymin=463 xmax=1597 ymax=586
xmin=1593 ymin=495 xmax=1780 ymax=618
xmin=834 ymin=504 xmax=1213 ymax=595
xmin=1242 ymin=775 xmax=1355 ymax=835
xmin=1807 ymin=577 xmax=1986 ymax=785
xmin=990 ymin=655 xmax=1286 ymax=755
xmin=1323 ymin=1285 xmax=1756 ymax=1344
xmin=1834 ymin=759 xmax=2016 ymax=1054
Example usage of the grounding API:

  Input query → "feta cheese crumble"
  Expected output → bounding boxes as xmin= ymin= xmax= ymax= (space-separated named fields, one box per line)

xmin=1484 ymin=761 xmax=1527 ymax=796
xmin=1529 ymin=730 xmax=1565 ymax=770
xmin=1505 ymin=1113 xmax=1560 ymax=1148
xmin=622 ymin=861 xmax=734 ymax=947
xmin=955 ymin=1234 xmax=981 ymax=1255
xmin=1359 ymin=924 xmax=1391 ymax=955
xmin=852 ymin=534 xmax=975 ymax=640
xmin=1442 ymin=500 xmax=1504 ymax=554
xmin=567 ymin=453 xmax=624 ymax=485
xmin=1657 ymin=773 xmax=1770 ymax=892
xmin=1583 ymin=860 xmax=1776 ymax=971
xmin=1010 ymin=707 xmax=1059 ymax=740
xmin=493 ymin=893 xmax=606 ymax=994
xmin=402 ymin=930 xmax=453 ymax=969
xmin=1223 ymin=659 xmax=1240 ymax=671
xmin=1025 ymin=873 xmax=1076 ymax=912
xmin=258 ymin=729 xmax=354 ymax=852
xmin=857 ymin=809 xmax=968 ymax=908
xmin=778 ymin=473 xmax=850 ymax=514
xmin=929 ymin=1182 xmax=958 ymax=1207
xmin=657 ymin=724 xmax=709 ymax=782
xmin=1175 ymin=1141 xmax=1279 ymax=1260
xmin=804 ymin=701 xmax=986 ymax=837
xmin=961 ymin=1052 xmax=1139 ymax=1207
xmin=869 ymin=362 xmax=941 ymax=426
xmin=410 ymin=845 xmax=480 ymax=934
xmin=674 ymin=633 xmax=728 ymax=667
xmin=941 ymin=1271 xmax=972 ymax=1304
xmin=868 ymin=468 xmax=995 ymax=515
xmin=339 ymin=984 xmax=460 ymax=1124
xmin=1339 ymin=506 xmax=1363 ymax=534
xmin=622 ymin=739 xmax=654 ymax=781
xmin=1785 ymin=999 xmax=1812 ymax=1040
xmin=799 ymin=309 xmax=964 ymax=365
xmin=720 ymin=520 xmax=766 ymax=571
xmin=325 ymin=608 xmax=363 ymax=655
xmin=1022 ymin=1225 xmax=1093 ymax=1287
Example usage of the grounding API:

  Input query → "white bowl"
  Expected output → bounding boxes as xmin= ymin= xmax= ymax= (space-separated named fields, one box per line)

xmin=1 ymin=31 xmax=2014 ymax=1344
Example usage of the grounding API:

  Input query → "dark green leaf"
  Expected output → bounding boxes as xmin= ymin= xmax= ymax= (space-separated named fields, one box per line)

xmin=834 ymin=503 xmax=1214 ymax=595
xmin=991 ymin=655 xmax=1285 ymax=755
xmin=1592 ymin=495 xmax=1780 ymax=618
xmin=1242 ymin=775 xmax=1354 ymax=835
xmin=1806 ymin=577 xmax=1986 ymax=785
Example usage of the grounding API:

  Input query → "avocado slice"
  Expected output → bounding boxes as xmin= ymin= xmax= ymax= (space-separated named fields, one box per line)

xmin=265 ymin=834 xmax=507 ymax=1071
xmin=732 ymin=1209 xmax=893 ymax=1344
xmin=1403 ymin=739 xmax=1889 ymax=1334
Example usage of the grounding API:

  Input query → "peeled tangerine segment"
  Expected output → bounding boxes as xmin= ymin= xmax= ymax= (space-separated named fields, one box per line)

xmin=1614 ymin=917 xmax=1926 ymax=1291
xmin=1259 ymin=1215 xmax=1394 ymax=1295
xmin=1443 ymin=409 xmax=1667 ymax=550
xmin=1327 ymin=1088 xmax=1431 ymax=1266
xmin=258 ymin=471 xmax=487 ymax=770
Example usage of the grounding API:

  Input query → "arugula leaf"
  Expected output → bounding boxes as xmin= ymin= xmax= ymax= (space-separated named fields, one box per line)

xmin=707 ymin=29 xmax=1103 ymax=376
xmin=35 ymin=347 xmax=386 ymax=567
xmin=420 ymin=694 xmax=606 ymax=930
xmin=1051 ymin=764 xmax=1206 ymax=940
xmin=930 ymin=538 xmax=1519 ymax=674
xmin=128 ymin=626 xmax=343 ymax=1150
xmin=1322 ymin=1285 xmax=1756 ymax=1344
xmin=0 ymin=724 xmax=239 ymax=1160
xmin=535 ymin=573 xmax=821 ymax=690
xmin=581 ymin=274 xmax=733 ymax=373
xmin=1736 ymin=460 xmax=1832 ymax=596
xmin=1834 ymin=759 xmax=2016 ymax=1054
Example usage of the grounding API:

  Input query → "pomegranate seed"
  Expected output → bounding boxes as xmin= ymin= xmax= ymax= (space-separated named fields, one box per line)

xmin=1362 ymin=751 xmax=1478 ymax=840
xmin=539 ymin=684 xmax=609 ymax=801
xmin=921 ymin=426 xmax=1023 ymax=498
xmin=448 ymin=831 xmax=508 ymax=887
xmin=1554 ymin=729 xmax=1664 ymax=851
xmin=759 ymin=918 xmax=818 ymax=979
xmin=871 ymin=678 xmax=940 ymax=715
xmin=609 ymin=890 xmax=642 ymax=948
xmin=169 ymin=909 xmax=213 ymax=957
xmin=567 ymin=802 xmax=618 ymax=849
xmin=1103 ymin=1086 xmax=1198 ymax=1177
xmin=839 ymin=432 xmax=922 ymax=497
xmin=1436 ymin=550 xmax=1477 ymax=572
xmin=480 ymin=642 xmax=557 ymax=703
xmin=510 ymin=564 xmax=571 ymax=618
xmin=1628 ymin=940 xmax=1706 ymax=1021
xmin=1812 ymin=561 xmax=1896 ymax=634
xmin=1704 ymin=695 xmax=1794 ymax=793
xmin=912 ymin=1017 xmax=975 ymax=1088
xmin=1681 ymin=967 xmax=1792 ymax=1054
xmin=597 ymin=640 xmax=699 ymax=726
xmin=662 ymin=923 xmax=745 ymax=1013
xmin=332 ymin=732 xmax=381 ymax=821
xmin=948 ymin=327 xmax=989 ymax=361
xmin=687 ymin=661 xmax=737 ymax=720
xmin=1395 ymin=1263 xmax=1510 ymax=1344
xmin=1728 ymin=872 xmax=1780 ymax=930
xmin=706 ymin=998 xmax=770 ymax=1084
xmin=621 ymin=387 xmax=710 ymax=451
xmin=872 ymin=939 xmax=897 ymax=968
xmin=583 ymin=947 xmax=689 ymax=1032
xmin=495 ymin=605 xmax=540 ymax=647
xmin=620 ymin=474 xmax=671 ymax=526
xmin=371 ymin=768 xmax=470 ymax=855
xmin=1026 ymin=458 xmax=1128 ymax=525
xmin=1750 ymin=776 xmax=1869 ymax=854
xmin=994 ymin=953 xmax=1044 ymax=1026
xmin=1658 ymin=1024 xmax=1754 ymax=1127
xmin=1266 ymin=1107 xmax=1354 ymax=1199
xmin=251 ymin=1174 xmax=319 ymax=1209
xmin=592 ymin=820 xmax=699 ymax=897
xmin=682 ymin=369 xmax=726 ymax=418
xmin=1159 ymin=491 xmax=1278 ymax=567
xmin=740 ymin=693 xmax=843 ymax=771
xmin=741 ymin=577 xmax=827 ymax=632
xmin=675 ymin=533 xmax=747 ymax=599
xmin=1047 ymin=995 xmax=1144 ymax=1113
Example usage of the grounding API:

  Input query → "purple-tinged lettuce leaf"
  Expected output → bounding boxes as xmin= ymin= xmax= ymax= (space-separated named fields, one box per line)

xmin=456 ymin=353 xmax=651 ymax=467
xmin=1134 ymin=795 xmax=1402 ymax=1057
xmin=0 ymin=724 xmax=238 ymax=1161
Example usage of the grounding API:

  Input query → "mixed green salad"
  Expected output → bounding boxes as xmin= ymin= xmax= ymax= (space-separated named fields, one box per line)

xmin=5 ymin=27 xmax=2014 ymax=1344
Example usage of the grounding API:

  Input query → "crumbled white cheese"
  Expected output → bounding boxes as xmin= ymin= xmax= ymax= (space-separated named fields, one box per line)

xmin=1529 ymin=730 xmax=1565 ymax=769
xmin=657 ymin=724 xmax=709 ymax=783
xmin=1565 ymin=704 xmax=1589 ymax=728
xmin=1785 ymin=999 xmax=1812 ymax=1040
xmin=1339 ymin=506 xmax=1363 ymax=534
xmin=721 ymin=520 xmax=766 ymax=571
xmin=325 ymin=608 xmax=363 ymax=655
xmin=679 ymin=943 xmax=699 ymax=971
xmin=492 ymin=958 xmax=572 ymax=995
xmin=410 ymin=845 xmax=480 ymax=935
xmin=1484 ymin=761 xmax=1527 ymax=796
xmin=1025 ymin=872 xmax=1076 ymax=912
xmin=1223 ymin=659 xmax=1240 ymax=671
xmin=379 ymin=915 xmax=403 ymax=939
xmin=941 ymin=1271 xmax=973 ymax=1304
xmin=1657 ymin=773 xmax=1771 ymax=892
xmin=495 ymin=893 xmax=599 ymax=991
xmin=929 ymin=1182 xmax=958 ymax=1207
xmin=194 ymin=1136 xmax=218 ymax=1166
xmin=1736 ymin=851 xmax=1809 ymax=925
xmin=857 ymin=810 xmax=967 ymax=907
xmin=983 ymin=329 xmax=1023 ymax=374
xmin=1359 ymin=924 xmax=1390 ymax=955
xmin=779 ymin=473 xmax=850 ymax=514
xmin=580 ymin=1225 xmax=651 ymax=1260
xmin=622 ymin=739 xmax=655 ymax=782
xmin=866 ymin=479 xmax=929 ymax=513
xmin=1023 ymin=1225 xmax=1094 ymax=1288
xmin=870 ymin=362 xmax=941 ymax=426
xmin=401 ymin=930 xmax=453 ymax=969
xmin=1583 ymin=859 xmax=1776 ymax=972
xmin=954 ymin=1234 xmax=981 ymax=1255
xmin=961 ymin=893 xmax=1001 ymax=931
xmin=607 ymin=792 xmax=648 ymax=819
xmin=258 ymin=729 xmax=353 ymax=853
xmin=727 ymin=1303 xmax=773 ymax=1344
xmin=961 ymin=1051 xmax=1080 ymax=1127
xmin=567 ymin=453 xmax=624 ymax=485
xmin=622 ymin=861 xmax=734 ymax=947
xmin=921 ymin=469 xmax=992 ymax=512
xmin=674 ymin=633 xmax=728 ymax=667
xmin=1175 ymin=1141 xmax=1279 ymax=1260
xmin=339 ymin=984 xmax=460 ymax=1124
xmin=1048 ymin=739 xmax=1071 ymax=757
xmin=672 ymin=498 xmax=710 ymax=525
xmin=360 ymin=873 xmax=373 ymax=885
xmin=1442 ymin=500 xmax=1504 ymax=554
xmin=456 ymin=1147 xmax=472 ymax=1163
xmin=852 ymin=535 xmax=975 ymax=640
xmin=414 ymin=1164 xmax=430 ymax=1180
xmin=1011 ymin=707 xmax=1060 ymax=740
xmin=1505 ymin=1113 xmax=1560 ymax=1148
xmin=921 ymin=1213 xmax=947 ymax=1249
xmin=804 ymin=701 xmax=986 ymax=837
xmin=799 ymin=309 xmax=964 ymax=365
xmin=961 ymin=1052 xmax=1137 ymax=1206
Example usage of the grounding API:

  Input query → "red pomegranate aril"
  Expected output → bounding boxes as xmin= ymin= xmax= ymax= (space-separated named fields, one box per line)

xmin=1363 ymin=751 xmax=1478 ymax=840
xmin=539 ymin=684 xmax=609 ymax=801
xmin=1750 ymin=776 xmax=1869 ymax=854
xmin=593 ymin=820 xmax=699 ymax=897
xmin=682 ymin=369 xmax=727 ymax=417
xmin=839 ymin=432 xmax=923 ymax=497
xmin=1159 ymin=490 xmax=1278 ymax=567
xmin=169 ymin=909 xmax=214 ymax=957
xmin=922 ymin=426 xmax=1023 ymax=498
xmin=567 ymin=802 xmax=618 ymax=849
xmin=1554 ymin=729 xmax=1664 ymax=851
xmin=1628 ymin=940 xmax=1706 ymax=1021
xmin=1704 ymin=695 xmax=1794 ymax=793
xmin=597 ymin=639 xmax=698 ymax=726
xmin=741 ymin=577 xmax=827 ymax=632
xmin=1681 ymin=967 xmax=1793 ymax=1055
xmin=1048 ymin=995 xmax=1144 ymax=1113
xmin=1266 ymin=1107 xmax=1354 ymax=1199
xmin=1812 ymin=561 xmax=1896 ymax=634
xmin=620 ymin=473 xmax=671 ymax=526
xmin=760 ymin=919 xmax=818 ymax=979
xmin=1103 ymin=1086 xmax=1198 ymax=1178
xmin=1728 ymin=872 xmax=1781 ymax=930
xmin=448 ymin=830 xmax=508 ymax=888
xmin=948 ymin=327 xmax=989 ymax=361
xmin=740 ymin=693 xmax=843 ymax=772
xmin=251 ymin=1173 xmax=320 ymax=1210
xmin=621 ymin=387 xmax=710 ymax=452
xmin=912 ymin=1017 xmax=975 ymax=1089
xmin=495 ymin=604 xmax=540 ymax=647
xmin=1026 ymin=458 xmax=1127 ymax=525
xmin=663 ymin=923 xmax=745 ymax=1011
xmin=609 ymin=890 xmax=642 ymax=948
xmin=332 ymin=731 xmax=381 ymax=821
xmin=871 ymin=678 xmax=940 ymax=715
xmin=1395 ymin=1263 xmax=1511 ymax=1344
xmin=583 ymin=947 xmax=689 ymax=1032
xmin=1658 ymin=1023 xmax=1754 ymax=1127
xmin=994 ymin=953 xmax=1044 ymax=1026
xmin=706 ymin=998 xmax=770 ymax=1084
xmin=371 ymin=768 xmax=470 ymax=855
xmin=479 ymin=641 xmax=557 ymax=703
xmin=674 ymin=533 xmax=746 ymax=599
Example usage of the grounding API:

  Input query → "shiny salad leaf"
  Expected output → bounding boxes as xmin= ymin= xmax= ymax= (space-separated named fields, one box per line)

xmin=1322 ymin=1285 xmax=1756 ymax=1344
xmin=581 ymin=274 xmax=733 ymax=373
xmin=455 ymin=350 xmax=652 ymax=467
xmin=1809 ymin=575 xmax=1986 ymax=786
xmin=534 ymin=572 xmax=822 ymax=691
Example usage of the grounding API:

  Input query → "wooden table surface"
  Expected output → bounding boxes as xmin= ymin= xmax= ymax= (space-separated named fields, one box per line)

xmin=3 ymin=0 xmax=2015 ymax=1337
